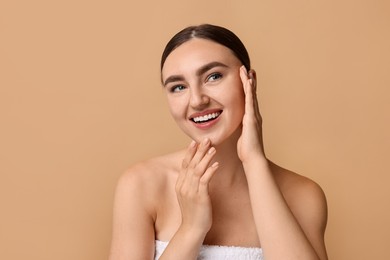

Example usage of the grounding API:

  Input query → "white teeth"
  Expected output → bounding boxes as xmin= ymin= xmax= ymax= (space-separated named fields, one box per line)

xmin=193 ymin=112 xmax=221 ymax=123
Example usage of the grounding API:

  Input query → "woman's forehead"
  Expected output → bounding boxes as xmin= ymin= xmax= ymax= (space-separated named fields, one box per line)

xmin=162 ymin=38 xmax=241 ymax=77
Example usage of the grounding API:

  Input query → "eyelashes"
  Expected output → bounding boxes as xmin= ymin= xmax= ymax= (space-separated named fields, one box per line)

xmin=168 ymin=72 xmax=223 ymax=93
xmin=170 ymin=85 xmax=186 ymax=93
xmin=206 ymin=72 xmax=222 ymax=82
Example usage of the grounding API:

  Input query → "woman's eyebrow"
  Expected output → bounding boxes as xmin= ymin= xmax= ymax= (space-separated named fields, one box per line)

xmin=196 ymin=61 xmax=228 ymax=77
xmin=163 ymin=75 xmax=184 ymax=87
xmin=163 ymin=61 xmax=228 ymax=87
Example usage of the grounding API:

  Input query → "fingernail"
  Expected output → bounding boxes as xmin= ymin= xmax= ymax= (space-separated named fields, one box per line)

xmin=190 ymin=140 xmax=196 ymax=148
xmin=203 ymin=138 xmax=210 ymax=145
xmin=211 ymin=162 xmax=219 ymax=168
xmin=208 ymin=147 xmax=216 ymax=154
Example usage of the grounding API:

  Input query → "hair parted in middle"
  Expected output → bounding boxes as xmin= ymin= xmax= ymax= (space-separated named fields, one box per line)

xmin=160 ymin=24 xmax=251 ymax=72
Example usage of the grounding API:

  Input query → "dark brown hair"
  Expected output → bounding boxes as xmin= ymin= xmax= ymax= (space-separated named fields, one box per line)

xmin=161 ymin=24 xmax=251 ymax=71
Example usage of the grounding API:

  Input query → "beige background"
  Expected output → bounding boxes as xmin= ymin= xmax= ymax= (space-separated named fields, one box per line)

xmin=1 ymin=0 xmax=389 ymax=259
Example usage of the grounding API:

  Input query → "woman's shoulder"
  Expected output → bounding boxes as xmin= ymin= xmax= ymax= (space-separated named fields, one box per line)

xmin=270 ymin=160 xmax=328 ymax=231
xmin=118 ymin=150 xmax=185 ymax=192
xmin=270 ymin=161 xmax=324 ymax=195
xmin=113 ymin=150 xmax=186 ymax=219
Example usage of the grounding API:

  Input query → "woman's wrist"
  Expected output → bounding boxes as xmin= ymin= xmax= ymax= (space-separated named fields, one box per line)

xmin=176 ymin=223 xmax=208 ymax=244
xmin=242 ymin=155 xmax=270 ymax=177
xmin=159 ymin=225 xmax=205 ymax=260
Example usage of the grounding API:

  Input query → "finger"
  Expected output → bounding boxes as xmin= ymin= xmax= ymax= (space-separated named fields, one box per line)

xmin=186 ymin=146 xmax=216 ymax=196
xmin=251 ymin=78 xmax=262 ymax=122
xmin=239 ymin=65 xmax=250 ymax=95
xmin=179 ymin=145 xmax=216 ymax=197
xmin=245 ymin=79 xmax=255 ymax=117
xmin=182 ymin=140 xmax=197 ymax=168
xmin=189 ymin=138 xmax=211 ymax=168
xmin=240 ymin=66 xmax=257 ymax=117
xmin=199 ymin=161 xmax=219 ymax=192
xmin=192 ymin=146 xmax=217 ymax=178
xmin=176 ymin=140 xmax=197 ymax=191
xmin=248 ymin=69 xmax=257 ymax=92
xmin=179 ymin=139 xmax=213 ymax=195
xmin=246 ymin=69 xmax=262 ymax=122
xmin=250 ymin=71 xmax=263 ymax=124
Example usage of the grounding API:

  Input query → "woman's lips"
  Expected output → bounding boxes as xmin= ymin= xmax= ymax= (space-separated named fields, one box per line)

xmin=189 ymin=110 xmax=223 ymax=129
xmin=191 ymin=111 xmax=221 ymax=123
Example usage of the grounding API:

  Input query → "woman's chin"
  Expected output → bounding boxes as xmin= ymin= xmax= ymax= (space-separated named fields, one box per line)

xmin=186 ymin=125 xmax=242 ymax=147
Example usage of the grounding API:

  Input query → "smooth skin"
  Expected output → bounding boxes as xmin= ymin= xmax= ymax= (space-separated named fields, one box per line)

xmin=109 ymin=39 xmax=328 ymax=260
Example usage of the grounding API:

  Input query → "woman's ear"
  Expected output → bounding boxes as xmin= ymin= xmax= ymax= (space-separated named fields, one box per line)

xmin=248 ymin=69 xmax=257 ymax=91
xmin=248 ymin=69 xmax=257 ymax=81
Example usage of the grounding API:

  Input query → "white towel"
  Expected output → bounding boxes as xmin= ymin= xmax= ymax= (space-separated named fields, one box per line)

xmin=155 ymin=240 xmax=264 ymax=260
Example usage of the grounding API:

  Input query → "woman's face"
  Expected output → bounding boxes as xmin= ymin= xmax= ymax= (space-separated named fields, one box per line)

xmin=161 ymin=38 xmax=245 ymax=145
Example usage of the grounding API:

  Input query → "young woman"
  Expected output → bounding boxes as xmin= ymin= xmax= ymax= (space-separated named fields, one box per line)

xmin=109 ymin=24 xmax=328 ymax=260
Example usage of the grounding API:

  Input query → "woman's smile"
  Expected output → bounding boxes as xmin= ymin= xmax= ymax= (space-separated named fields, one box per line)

xmin=189 ymin=109 xmax=223 ymax=130
xmin=162 ymin=38 xmax=245 ymax=144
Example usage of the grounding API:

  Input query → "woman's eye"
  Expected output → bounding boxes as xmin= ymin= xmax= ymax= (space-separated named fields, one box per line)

xmin=170 ymin=85 xmax=186 ymax=93
xmin=207 ymin=73 xmax=222 ymax=82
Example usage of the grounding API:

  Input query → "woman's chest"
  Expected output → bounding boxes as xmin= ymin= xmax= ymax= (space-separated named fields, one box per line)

xmin=204 ymin=193 xmax=260 ymax=247
xmin=155 ymin=187 xmax=260 ymax=248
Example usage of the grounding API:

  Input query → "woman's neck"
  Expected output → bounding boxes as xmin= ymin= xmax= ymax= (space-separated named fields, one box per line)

xmin=209 ymin=128 xmax=247 ymax=190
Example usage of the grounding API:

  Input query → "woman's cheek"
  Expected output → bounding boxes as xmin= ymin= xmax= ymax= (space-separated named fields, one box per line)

xmin=167 ymin=96 xmax=188 ymax=121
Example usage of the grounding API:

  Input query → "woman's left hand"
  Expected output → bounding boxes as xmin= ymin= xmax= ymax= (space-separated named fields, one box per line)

xmin=237 ymin=65 xmax=265 ymax=164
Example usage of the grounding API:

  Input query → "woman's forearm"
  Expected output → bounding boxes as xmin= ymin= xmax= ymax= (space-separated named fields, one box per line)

xmin=244 ymin=158 xmax=320 ymax=260
xmin=158 ymin=225 xmax=205 ymax=260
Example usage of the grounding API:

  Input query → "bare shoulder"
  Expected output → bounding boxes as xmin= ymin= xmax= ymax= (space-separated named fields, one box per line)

xmin=109 ymin=150 xmax=184 ymax=259
xmin=118 ymin=150 xmax=184 ymax=197
xmin=116 ymin=150 xmax=185 ymax=209
xmin=270 ymin=160 xmax=328 ymax=234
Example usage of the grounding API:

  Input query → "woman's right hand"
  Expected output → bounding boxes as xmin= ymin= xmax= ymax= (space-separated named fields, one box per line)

xmin=175 ymin=138 xmax=219 ymax=238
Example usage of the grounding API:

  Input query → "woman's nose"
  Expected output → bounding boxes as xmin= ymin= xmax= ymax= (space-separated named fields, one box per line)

xmin=189 ymin=88 xmax=210 ymax=109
